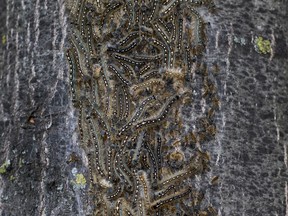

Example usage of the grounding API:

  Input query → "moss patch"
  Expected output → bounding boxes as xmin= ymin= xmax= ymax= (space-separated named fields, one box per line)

xmin=2 ymin=35 xmax=6 ymax=45
xmin=72 ymin=173 xmax=86 ymax=189
xmin=0 ymin=160 xmax=11 ymax=174
xmin=255 ymin=36 xmax=271 ymax=54
xmin=75 ymin=173 xmax=86 ymax=185
xmin=9 ymin=175 xmax=16 ymax=181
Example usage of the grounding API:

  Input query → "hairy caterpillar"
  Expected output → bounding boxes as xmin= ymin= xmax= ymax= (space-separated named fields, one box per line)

xmin=151 ymin=187 xmax=192 ymax=209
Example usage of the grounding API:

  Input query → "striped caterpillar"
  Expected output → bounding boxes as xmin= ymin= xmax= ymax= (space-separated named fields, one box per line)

xmin=134 ymin=95 xmax=181 ymax=131
xmin=158 ymin=166 xmax=198 ymax=187
xmin=113 ymin=53 xmax=146 ymax=66
xmin=160 ymin=0 xmax=180 ymax=17
xmin=129 ymin=78 xmax=165 ymax=97
xmin=108 ymin=39 xmax=140 ymax=53
xmin=101 ymin=2 xmax=123 ymax=29
xmin=117 ymin=96 xmax=156 ymax=136
xmin=150 ymin=187 xmax=192 ymax=210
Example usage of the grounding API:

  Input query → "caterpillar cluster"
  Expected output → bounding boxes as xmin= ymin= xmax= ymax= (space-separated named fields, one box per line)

xmin=65 ymin=0 xmax=218 ymax=215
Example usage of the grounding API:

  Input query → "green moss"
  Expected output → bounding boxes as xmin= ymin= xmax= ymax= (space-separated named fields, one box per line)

xmin=72 ymin=173 xmax=86 ymax=189
xmin=75 ymin=173 xmax=86 ymax=185
xmin=255 ymin=36 xmax=271 ymax=54
xmin=2 ymin=35 xmax=6 ymax=45
xmin=18 ymin=158 xmax=24 ymax=168
xmin=9 ymin=175 xmax=16 ymax=181
xmin=0 ymin=160 xmax=11 ymax=174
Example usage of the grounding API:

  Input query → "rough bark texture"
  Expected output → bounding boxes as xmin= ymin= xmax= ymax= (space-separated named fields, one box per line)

xmin=204 ymin=1 xmax=288 ymax=215
xmin=0 ymin=0 xmax=84 ymax=215
xmin=0 ymin=0 xmax=287 ymax=216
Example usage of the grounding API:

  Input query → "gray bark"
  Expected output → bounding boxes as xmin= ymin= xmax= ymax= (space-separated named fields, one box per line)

xmin=0 ymin=0 xmax=83 ymax=215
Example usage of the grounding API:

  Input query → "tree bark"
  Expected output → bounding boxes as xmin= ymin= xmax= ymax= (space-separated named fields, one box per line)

xmin=0 ymin=0 xmax=84 ymax=215
xmin=0 ymin=0 xmax=287 ymax=215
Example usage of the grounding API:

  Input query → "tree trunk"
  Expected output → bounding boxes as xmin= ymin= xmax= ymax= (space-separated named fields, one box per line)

xmin=0 ymin=0 xmax=287 ymax=215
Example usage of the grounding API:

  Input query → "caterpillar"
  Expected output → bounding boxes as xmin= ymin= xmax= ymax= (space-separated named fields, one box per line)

xmin=86 ymin=116 xmax=106 ymax=177
xmin=108 ymin=39 xmax=140 ymax=53
xmin=155 ymin=185 xmax=176 ymax=199
xmin=139 ymin=64 xmax=151 ymax=76
xmin=153 ymin=22 xmax=170 ymax=44
xmin=113 ymin=53 xmax=146 ymax=66
xmin=66 ymin=48 xmax=79 ymax=104
xmin=143 ymin=142 xmax=158 ymax=184
xmin=115 ymin=152 xmax=133 ymax=188
xmin=151 ymin=187 xmax=192 ymax=209
xmin=170 ymin=14 xmax=177 ymax=41
xmin=157 ymin=18 xmax=171 ymax=35
xmin=118 ymin=61 xmax=137 ymax=81
xmin=106 ymin=146 xmax=116 ymax=182
xmin=140 ymin=150 xmax=150 ymax=170
xmin=158 ymin=162 xmax=199 ymax=185
xmin=149 ymin=38 xmax=170 ymax=66
xmin=108 ymin=64 xmax=131 ymax=86
xmin=106 ymin=183 xmax=124 ymax=200
xmin=134 ymin=95 xmax=180 ymax=131
xmin=148 ymin=0 xmax=159 ymax=21
xmin=129 ymin=78 xmax=165 ymax=97
xmin=177 ymin=17 xmax=183 ymax=51
xmin=156 ymin=134 xmax=162 ymax=178
xmin=133 ymin=53 xmax=163 ymax=62
xmin=117 ymin=31 xmax=139 ymax=47
xmin=160 ymin=0 xmax=180 ymax=16
xmin=124 ymin=0 xmax=134 ymax=30
xmin=101 ymin=2 xmax=123 ymax=29
xmin=188 ymin=7 xmax=205 ymax=46
xmin=138 ymin=171 xmax=151 ymax=207
xmin=141 ymin=70 xmax=160 ymax=81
